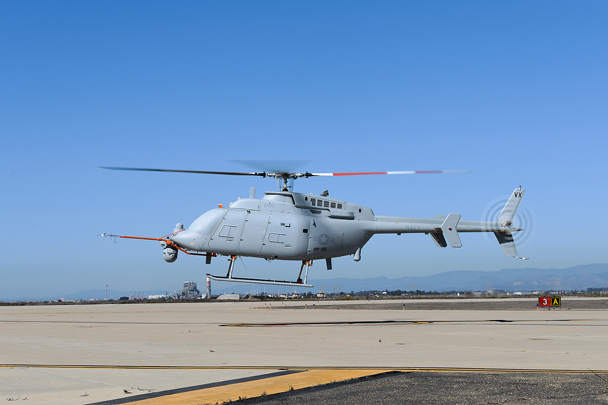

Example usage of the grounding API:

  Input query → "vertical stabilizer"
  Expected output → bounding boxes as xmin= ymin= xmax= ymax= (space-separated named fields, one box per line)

xmin=495 ymin=186 xmax=528 ymax=259
xmin=497 ymin=186 xmax=525 ymax=227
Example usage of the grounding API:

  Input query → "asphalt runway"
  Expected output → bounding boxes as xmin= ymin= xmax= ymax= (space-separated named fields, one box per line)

xmin=1 ymin=298 xmax=607 ymax=404
xmin=235 ymin=371 xmax=608 ymax=405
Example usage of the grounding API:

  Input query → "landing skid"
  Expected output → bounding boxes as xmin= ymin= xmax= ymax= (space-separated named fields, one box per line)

xmin=207 ymin=256 xmax=314 ymax=288
xmin=206 ymin=274 xmax=313 ymax=288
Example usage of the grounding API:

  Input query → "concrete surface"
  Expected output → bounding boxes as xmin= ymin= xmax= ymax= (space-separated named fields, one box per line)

xmin=0 ymin=298 xmax=607 ymax=404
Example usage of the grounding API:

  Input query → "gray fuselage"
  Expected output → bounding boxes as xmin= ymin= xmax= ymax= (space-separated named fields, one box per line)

xmin=170 ymin=191 xmax=514 ymax=261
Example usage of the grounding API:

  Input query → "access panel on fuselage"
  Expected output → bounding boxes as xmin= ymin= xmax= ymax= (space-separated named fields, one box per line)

xmin=260 ymin=214 xmax=308 ymax=258
xmin=238 ymin=211 xmax=270 ymax=255
xmin=208 ymin=210 xmax=246 ymax=252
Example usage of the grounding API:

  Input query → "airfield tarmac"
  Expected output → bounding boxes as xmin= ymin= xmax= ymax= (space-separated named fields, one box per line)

xmin=1 ymin=298 xmax=607 ymax=404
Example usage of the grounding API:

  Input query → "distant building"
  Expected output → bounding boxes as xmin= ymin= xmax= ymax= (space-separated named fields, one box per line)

xmin=217 ymin=293 xmax=240 ymax=301
xmin=173 ymin=281 xmax=202 ymax=300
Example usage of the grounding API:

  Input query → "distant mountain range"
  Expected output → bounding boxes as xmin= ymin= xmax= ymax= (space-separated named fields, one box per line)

xmin=311 ymin=263 xmax=608 ymax=294
xmin=6 ymin=264 xmax=608 ymax=302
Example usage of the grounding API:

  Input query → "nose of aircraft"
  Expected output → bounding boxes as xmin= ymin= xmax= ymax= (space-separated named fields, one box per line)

xmin=170 ymin=229 xmax=197 ymax=249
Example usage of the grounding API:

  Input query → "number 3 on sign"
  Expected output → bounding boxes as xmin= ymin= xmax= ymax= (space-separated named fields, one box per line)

xmin=538 ymin=297 xmax=560 ymax=307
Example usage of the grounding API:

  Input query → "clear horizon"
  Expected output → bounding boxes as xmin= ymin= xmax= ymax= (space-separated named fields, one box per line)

xmin=5 ymin=262 xmax=607 ymax=302
xmin=2 ymin=1 xmax=607 ymax=300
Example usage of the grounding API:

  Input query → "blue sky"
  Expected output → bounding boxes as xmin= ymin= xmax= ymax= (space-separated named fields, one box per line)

xmin=1 ymin=1 xmax=607 ymax=300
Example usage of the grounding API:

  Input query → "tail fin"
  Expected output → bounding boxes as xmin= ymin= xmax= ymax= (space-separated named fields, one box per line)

xmin=495 ymin=186 xmax=527 ymax=259
xmin=497 ymin=186 xmax=525 ymax=227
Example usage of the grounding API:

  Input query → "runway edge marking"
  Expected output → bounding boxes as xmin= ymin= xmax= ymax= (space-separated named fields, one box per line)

xmin=84 ymin=370 xmax=301 ymax=405
xmin=85 ymin=370 xmax=387 ymax=405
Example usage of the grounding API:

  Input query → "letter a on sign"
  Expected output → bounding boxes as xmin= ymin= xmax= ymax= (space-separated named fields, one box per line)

xmin=551 ymin=297 xmax=561 ymax=307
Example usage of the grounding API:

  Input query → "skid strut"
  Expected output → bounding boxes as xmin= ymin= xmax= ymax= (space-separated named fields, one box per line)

xmin=297 ymin=260 xmax=312 ymax=284
xmin=226 ymin=255 xmax=236 ymax=277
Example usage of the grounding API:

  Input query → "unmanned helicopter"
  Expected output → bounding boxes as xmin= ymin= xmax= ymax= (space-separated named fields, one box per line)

xmin=100 ymin=166 xmax=526 ymax=288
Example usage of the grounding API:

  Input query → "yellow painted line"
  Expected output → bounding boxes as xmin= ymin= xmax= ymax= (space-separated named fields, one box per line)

xmin=127 ymin=370 xmax=384 ymax=405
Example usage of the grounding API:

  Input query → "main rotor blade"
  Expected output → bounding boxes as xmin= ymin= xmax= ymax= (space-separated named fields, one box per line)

xmin=305 ymin=169 xmax=472 ymax=177
xmin=100 ymin=167 xmax=267 ymax=177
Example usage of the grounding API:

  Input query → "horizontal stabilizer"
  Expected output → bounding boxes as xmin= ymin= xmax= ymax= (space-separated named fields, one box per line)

xmin=495 ymin=231 xmax=517 ymax=257
xmin=441 ymin=213 xmax=462 ymax=248
xmin=430 ymin=232 xmax=448 ymax=247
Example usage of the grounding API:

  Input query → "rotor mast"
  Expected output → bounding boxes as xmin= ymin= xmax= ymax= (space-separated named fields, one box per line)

xmin=266 ymin=171 xmax=312 ymax=192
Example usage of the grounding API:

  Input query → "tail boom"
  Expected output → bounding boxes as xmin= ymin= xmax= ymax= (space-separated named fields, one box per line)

xmin=370 ymin=186 xmax=527 ymax=258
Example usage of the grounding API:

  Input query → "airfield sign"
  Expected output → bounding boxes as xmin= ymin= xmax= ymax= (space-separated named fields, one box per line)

xmin=538 ymin=297 xmax=561 ymax=307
